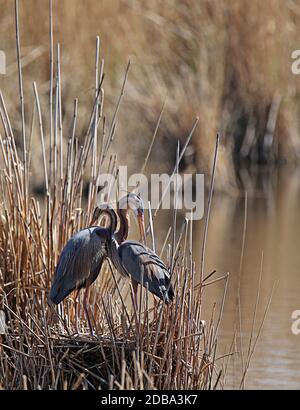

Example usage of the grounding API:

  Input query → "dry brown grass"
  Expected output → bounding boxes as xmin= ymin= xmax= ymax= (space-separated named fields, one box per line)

xmin=1 ymin=0 xmax=300 ymax=193
xmin=0 ymin=2 xmax=231 ymax=389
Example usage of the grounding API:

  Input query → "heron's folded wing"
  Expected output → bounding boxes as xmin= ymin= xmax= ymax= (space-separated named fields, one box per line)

xmin=49 ymin=228 xmax=106 ymax=304
xmin=118 ymin=241 xmax=174 ymax=303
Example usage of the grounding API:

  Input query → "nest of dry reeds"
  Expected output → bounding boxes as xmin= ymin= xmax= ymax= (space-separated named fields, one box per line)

xmin=0 ymin=265 xmax=215 ymax=390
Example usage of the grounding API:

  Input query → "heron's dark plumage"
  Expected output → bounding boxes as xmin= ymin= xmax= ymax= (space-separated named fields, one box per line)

xmin=117 ymin=240 xmax=174 ymax=304
xmin=49 ymin=227 xmax=108 ymax=304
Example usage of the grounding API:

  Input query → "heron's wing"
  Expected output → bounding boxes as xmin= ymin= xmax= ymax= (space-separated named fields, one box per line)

xmin=49 ymin=227 xmax=107 ymax=304
xmin=118 ymin=241 xmax=174 ymax=304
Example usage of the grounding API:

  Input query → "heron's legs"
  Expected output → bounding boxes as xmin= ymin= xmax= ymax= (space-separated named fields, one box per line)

xmin=83 ymin=285 xmax=93 ymax=335
xmin=131 ymin=278 xmax=141 ymax=331
xmin=73 ymin=289 xmax=81 ymax=334
xmin=131 ymin=278 xmax=139 ymax=312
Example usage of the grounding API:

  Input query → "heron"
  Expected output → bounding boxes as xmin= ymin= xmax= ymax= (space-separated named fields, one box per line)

xmin=48 ymin=193 xmax=145 ymax=334
xmin=96 ymin=199 xmax=174 ymax=308
xmin=48 ymin=225 xmax=110 ymax=334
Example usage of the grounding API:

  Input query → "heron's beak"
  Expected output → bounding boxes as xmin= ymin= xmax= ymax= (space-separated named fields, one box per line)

xmin=138 ymin=212 xmax=146 ymax=244
xmin=90 ymin=207 xmax=100 ymax=225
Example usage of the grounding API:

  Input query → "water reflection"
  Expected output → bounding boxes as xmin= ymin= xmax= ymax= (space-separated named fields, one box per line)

xmin=194 ymin=166 xmax=300 ymax=389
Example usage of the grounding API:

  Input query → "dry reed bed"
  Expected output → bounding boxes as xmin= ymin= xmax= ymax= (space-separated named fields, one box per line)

xmin=0 ymin=77 xmax=223 ymax=387
xmin=0 ymin=110 xmax=223 ymax=388
xmin=0 ymin=1 xmax=233 ymax=390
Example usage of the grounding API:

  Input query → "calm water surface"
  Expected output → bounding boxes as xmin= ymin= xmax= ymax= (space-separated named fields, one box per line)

xmin=198 ymin=167 xmax=300 ymax=389
xmin=152 ymin=166 xmax=300 ymax=389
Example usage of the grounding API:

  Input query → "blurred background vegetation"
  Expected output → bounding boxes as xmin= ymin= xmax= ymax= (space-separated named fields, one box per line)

xmin=1 ymin=0 xmax=300 ymax=192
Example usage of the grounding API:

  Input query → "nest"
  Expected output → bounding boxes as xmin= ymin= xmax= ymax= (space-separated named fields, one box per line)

xmin=50 ymin=334 xmax=138 ymax=389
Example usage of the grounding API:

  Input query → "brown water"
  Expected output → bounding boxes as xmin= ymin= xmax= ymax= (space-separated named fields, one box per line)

xmin=193 ymin=166 xmax=300 ymax=389
xmin=149 ymin=166 xmax=300 ymax=389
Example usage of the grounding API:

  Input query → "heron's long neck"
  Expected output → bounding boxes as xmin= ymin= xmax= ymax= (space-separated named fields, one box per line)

xmin=115 ymin=208 xmax=129 ymax=244
xmin=105 ymin=209 xmax=118 ymax=236
xmin=109 ymin=237 xmax=129 ymax=278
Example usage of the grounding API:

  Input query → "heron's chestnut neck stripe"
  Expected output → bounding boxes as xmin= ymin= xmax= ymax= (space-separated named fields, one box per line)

xmin=116 ymin=207 xmax=129 ymax=244
xmin=100 ymin=207 xmax=129 ymax=245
